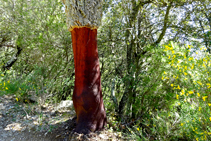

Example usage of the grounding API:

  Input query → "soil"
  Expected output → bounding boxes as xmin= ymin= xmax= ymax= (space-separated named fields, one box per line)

xmin=0 ymin=95 xmax=124 ymax=141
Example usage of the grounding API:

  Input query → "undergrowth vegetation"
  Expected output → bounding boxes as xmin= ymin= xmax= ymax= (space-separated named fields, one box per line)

xmin=103 ymin=43 xmax=211 ymax=140
xmin=1 ymin=43 xmax=211 ymax=140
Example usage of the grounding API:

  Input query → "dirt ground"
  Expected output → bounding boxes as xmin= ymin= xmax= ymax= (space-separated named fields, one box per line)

xmin=0 ymin=95 xmax=124 ymax=141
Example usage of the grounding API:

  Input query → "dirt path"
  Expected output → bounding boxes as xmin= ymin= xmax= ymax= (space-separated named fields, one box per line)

xmin=0 ymin=95 xmax=123 ymax=141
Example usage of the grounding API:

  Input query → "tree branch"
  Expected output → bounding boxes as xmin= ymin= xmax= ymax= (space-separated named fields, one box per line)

xmin=130 ymin=0 xmax=152 ymax=25
xmin=2 ymin=46 xmax=22 ymax=71
xmin=154 ymin=2 xmax=172 ymax=45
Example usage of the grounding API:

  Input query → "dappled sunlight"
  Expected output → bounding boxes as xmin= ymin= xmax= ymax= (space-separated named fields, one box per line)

xmin=0 ymin=95 xmax=77 ymax=140
xmin=4 ymin=122 xmax=24 ymax=131
xmin=0 ymin=93 xmax=121 ymax=140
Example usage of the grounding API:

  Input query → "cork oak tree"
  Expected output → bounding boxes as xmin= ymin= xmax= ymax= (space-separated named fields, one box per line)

xmin=62 ymin=0 xmax=107 ymax=134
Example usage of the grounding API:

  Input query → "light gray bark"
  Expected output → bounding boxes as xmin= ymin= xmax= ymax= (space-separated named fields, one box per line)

xmin=62 ymin=0 xmax=103 ymax=31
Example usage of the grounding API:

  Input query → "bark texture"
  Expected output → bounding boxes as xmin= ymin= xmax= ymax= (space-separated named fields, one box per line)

xmin=62 ymin=0 xmax=103 ymax=31
xmin=2 ymin=46 xmax=22 ymax=71
xmin=71 ymin=27 xmax=107 ymax=134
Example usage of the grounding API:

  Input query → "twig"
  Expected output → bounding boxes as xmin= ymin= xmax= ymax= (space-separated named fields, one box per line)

xmin=22 ymin=107 xmax=30 ymax=119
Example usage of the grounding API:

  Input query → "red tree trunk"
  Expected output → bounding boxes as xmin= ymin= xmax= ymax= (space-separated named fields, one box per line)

xmin=71 ymin=27 xmax=107 ymax=134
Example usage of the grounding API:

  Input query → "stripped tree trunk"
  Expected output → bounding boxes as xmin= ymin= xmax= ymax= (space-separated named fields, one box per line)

xmin=62 ymin=0 xmax=107 ymax=134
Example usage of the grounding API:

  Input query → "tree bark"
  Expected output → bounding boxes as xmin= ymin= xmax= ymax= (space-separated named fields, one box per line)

xmin=2 ymin=46 xmax=22 ymax=71
xmin=154 ymin=2 xmax=172 ymax=45
xmin=71 ymin=27 xmax=107 ymax=134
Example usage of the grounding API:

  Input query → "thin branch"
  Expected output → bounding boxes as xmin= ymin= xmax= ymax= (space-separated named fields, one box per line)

xmin=0 ymin=44 xmax=15 ymax=48
xmin=154 ymin=2 xmax=172 ymax=45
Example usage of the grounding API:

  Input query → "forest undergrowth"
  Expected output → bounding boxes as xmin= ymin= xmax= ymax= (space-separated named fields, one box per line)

xmin=1 ymin=43 xmax=211 ymax=141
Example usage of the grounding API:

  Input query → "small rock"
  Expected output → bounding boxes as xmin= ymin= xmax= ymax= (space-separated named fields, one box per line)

xmin=28 ymin=91 xmax=39 ymax=102
xmin=56 ymin=100 xmax=73 ymax=111
xmin=99 ymin=134 xmax=109 ymax=139
xmin=9 ymin=132 xmax=13 ymax=136
xmin=50 ymin=111 xmax=59 ymax=116
xmin=0 ymin=103 xmax=5 ymax=110
xmin=21 ymin=127 xmax=26 ymax=132
xmin=28 ymin=123 xmax=36 ymax=131
xmin=8 ymin=105 xmax=14 ymax=109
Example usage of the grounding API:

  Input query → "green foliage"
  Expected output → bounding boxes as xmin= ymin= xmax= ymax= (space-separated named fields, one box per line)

xmin=0 ymin=69 xmax=37 ymax=102
xmin=122 ymin=43 xmax=211 ymax=140
xmin=0 ymin=0 xmax=74 ymax=103
xmin=101 ymin=42 xmax=211 ymax=140
xmin=1 ymin=0 xmax=211 ymax=140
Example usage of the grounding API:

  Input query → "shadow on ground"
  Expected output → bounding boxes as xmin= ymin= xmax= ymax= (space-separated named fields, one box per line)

xmin=0 ymin=95 xmax=122 ymax=141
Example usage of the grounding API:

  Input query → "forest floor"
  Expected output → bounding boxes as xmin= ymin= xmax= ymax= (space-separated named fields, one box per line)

xmin=0 ymin=95 xmax=124 ymax=141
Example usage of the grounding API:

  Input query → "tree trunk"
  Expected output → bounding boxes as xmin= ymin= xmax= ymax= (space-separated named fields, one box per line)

xmin=71 ymin=27 xmax=107 ymax=134
xmin=62 ymin=0 xmax=106 ymax=133
xmin=2 ymin=45 xmax=22 ymax=71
